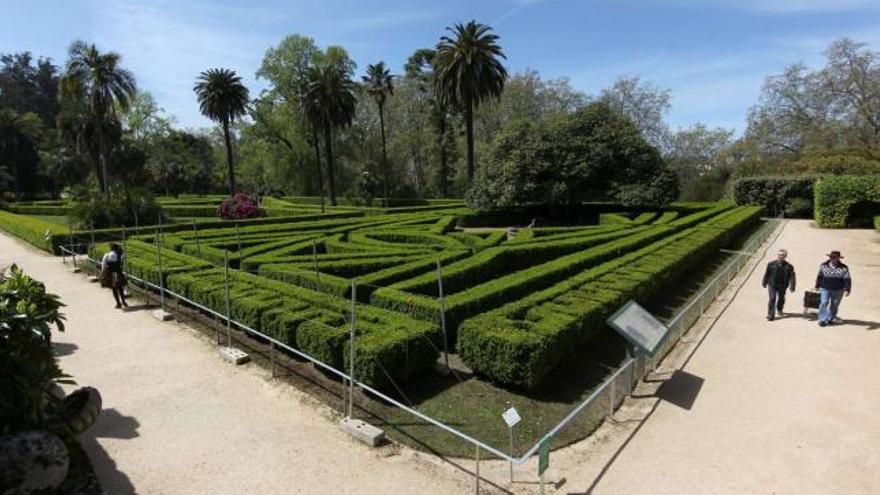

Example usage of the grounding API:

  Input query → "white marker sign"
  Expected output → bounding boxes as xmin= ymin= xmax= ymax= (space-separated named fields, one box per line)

xmin=502 ymin=407 xmax=521 ymax=428
xmin=606 ymin=300 xmax=669 ymax=356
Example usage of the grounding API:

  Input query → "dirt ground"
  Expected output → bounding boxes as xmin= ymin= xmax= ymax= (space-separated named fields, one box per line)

xmin=3 ymin=219 xmax=878 ymax=494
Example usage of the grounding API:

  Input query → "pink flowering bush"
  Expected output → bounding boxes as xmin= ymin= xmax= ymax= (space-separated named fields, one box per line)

xmin=217 ymin=193 xmax=262 ymax=220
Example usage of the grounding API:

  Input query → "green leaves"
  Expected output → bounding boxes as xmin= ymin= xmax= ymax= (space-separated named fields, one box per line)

xmin=0 ymin=265 xmax=68 ymax=435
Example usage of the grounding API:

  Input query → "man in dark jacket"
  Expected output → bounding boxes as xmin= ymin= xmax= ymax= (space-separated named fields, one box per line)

xmin=815 ymin=250 xmax=852 ymax=327
xmin=762 ymin=249 xmax=796 ymax=321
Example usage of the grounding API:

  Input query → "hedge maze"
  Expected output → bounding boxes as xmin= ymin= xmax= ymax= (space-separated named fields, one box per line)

xmin=82 ymin=202 xmax=763 ymax=390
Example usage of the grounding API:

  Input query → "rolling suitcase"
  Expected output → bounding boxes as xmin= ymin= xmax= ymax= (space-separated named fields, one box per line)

xmin=803 ymin=290 xmax=821 ymax=313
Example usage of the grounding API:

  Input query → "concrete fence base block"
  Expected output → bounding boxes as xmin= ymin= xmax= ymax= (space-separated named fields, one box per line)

xmin=152 ymin=309 xmax=174 ymax=322
xmin=70 ymin=267 xmax=81 ymax=274
xmin=87 ymin=276 xmax=99 ymax=283
xmin=219 ymin=346 xmax=250 ymax=365
xmin=339 ymin=417 xmax=385 ymax=447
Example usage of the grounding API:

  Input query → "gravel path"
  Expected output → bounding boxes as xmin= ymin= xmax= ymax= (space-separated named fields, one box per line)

xmin=0 ymin=233 xmax=473 ymax=494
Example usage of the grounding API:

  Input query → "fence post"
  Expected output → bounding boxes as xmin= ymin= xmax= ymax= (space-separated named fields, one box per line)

xmin=155 ymin=230 xmax=166 ymax=311
xmin=235 ymin=222 xmax=242 ymax=253
xmin=270 ymin=341 xmax=276 ymax=378
xmin=348 ymin=279 xmax=356 ymax=418
xmin=475 ymin=445 xmax=481 ymax=495
xmin=224 ymin=250 xmax=232 ymax=348
xmin=68 ymin=215 xmax=76 ymax=268
xmin=312 ymin=240 xmax=321 ymax=290
xmin=134 ymin=209 xmax=139 ymax=236
xmin=607 ymin=374 xmax=616 ymax=420
xmin=89 ymin=222 xmax=95 ymax=254
xmin=436 ymin=260 xmax=450 ymax=370
xmin=192 ymin=218 xmax=201 ymax=257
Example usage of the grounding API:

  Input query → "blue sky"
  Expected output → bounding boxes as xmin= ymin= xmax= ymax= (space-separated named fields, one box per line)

xmin=2 ymin=0 xmax=879 ymax=132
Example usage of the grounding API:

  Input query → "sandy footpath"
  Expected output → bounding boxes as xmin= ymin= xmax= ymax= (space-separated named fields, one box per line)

xmin=0 ymin=233 xmax=473 ymax=494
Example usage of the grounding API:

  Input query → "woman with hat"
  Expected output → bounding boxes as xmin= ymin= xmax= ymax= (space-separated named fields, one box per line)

xmin=814 ymin=250 xmax=852 ymax=327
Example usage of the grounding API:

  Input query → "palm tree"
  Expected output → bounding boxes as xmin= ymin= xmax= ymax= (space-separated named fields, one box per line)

xmin=302 ymin=64 xmax=357 ymax=206
xmin=361 ymin=62 xmax=394 ymax=204
xmin=0 ymin=109 xmax=43 ymax=198
xmin=434 ymin=21 xmax=507 ymax=180
xmin=60 ymin=41 xmax=136 ymax=196
xmin=194 ymin=68 xmax=249 ymax=196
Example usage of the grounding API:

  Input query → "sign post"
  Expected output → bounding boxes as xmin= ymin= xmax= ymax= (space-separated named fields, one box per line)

xmin=538 ymin=437 xmax=550 ymax=495
xmin=606 ymin=300 xmax=670 ymax=358
xmin=502 ymin=406 xmax=521 ymax=483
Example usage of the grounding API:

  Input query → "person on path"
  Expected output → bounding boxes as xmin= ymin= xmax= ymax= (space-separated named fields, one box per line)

xmin=762 ymin=248 xmax=796 ymax=321
xmin=101 ymin=243 xmax=129 ymax=309
xmin=815 ymin=250 xmax=851 ymax=327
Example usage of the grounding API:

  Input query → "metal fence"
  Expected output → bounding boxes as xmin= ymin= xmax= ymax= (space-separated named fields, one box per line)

xmin=57 ymin=216 xmax=783 ymax=493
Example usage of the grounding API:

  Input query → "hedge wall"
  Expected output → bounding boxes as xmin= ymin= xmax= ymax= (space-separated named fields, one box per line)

xmin=456 ymin=206 xmax=763 ymax=388
xmin=0 ymin=210 xmax=67 ymax=252
xmin=814 ymin=175 xmax=880 ymax=228
xmin=731 ymin=176 xmax=815 ymax=218
xmin=165 ymin=268 xmax=439 ymax=388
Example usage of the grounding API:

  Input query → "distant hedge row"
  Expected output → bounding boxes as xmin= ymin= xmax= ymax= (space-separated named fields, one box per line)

xmin=814 ymin=175 xmax=880 ymax=228
xmin=730 ymin=176 xmax=815 ymax=218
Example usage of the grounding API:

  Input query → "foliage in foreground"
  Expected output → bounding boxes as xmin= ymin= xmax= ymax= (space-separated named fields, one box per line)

xmin=0 ymin=265 xmax=68 ymax=435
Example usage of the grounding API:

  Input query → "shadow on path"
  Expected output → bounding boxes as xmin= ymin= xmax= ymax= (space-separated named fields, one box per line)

xmin=53 ymin=342 xmax=79 ymax=357
xmin=79 ymin=408 xmax=141 ymax=494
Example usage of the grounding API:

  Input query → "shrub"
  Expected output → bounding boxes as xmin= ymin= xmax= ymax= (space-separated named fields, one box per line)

xmin=0 ymin=265 xmax=68 ymax=435
xmin=69 ymin=188 xmax=164 ymax=229
xmin=217 ymin=193 xmax=262 ymax=220
xmin=457 ymin=206 xmax=762 ymax=388
xmin=814 ymin=175 xmax=880 ymax=228
xmin=730 ymin=176 xmax=815 ymax=217
xmin=0 ymin=210 xmax=66 ymax=252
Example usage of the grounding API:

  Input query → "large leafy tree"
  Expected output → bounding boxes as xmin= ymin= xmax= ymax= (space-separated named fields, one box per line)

xmin=434 ymin=20 xmax=507 ymax=180
xmin=59 ymin=41 xmax=136 ymax=196
xmin=468 ymin=101 xmax=677 ymax=210
xmin=302 ymin=62 xmax=357 ymax=206
xmin=194 ymin=68 xmax=249 ymax=196
xmin=362 ymin=62 xmax=394 ymax=203
xmin=255 ymin=35 xmax=325 ymax=209
xmin=0 ymin=52 xmax=59 ymax=128
xmin=0 ymin=109 xmax=44 ymax=197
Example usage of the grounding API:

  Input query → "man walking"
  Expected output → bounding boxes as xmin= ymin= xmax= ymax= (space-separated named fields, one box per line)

xmin=815 ymin=250 xmax=852 ymax=327
xmin=762 ymin=249 xmax=796 ymax=321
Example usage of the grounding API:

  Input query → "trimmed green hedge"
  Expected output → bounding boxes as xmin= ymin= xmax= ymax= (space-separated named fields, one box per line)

xmin=875 ymin=216 xmax=880 ymax=232
xmin=457 ymin=206 xmax=763 ymax=388
xmin=164 ymin=268 xmax=438 ymax=388
xmin=731 ymin=176 xmax=815 ymax=218
xmin=814 ymin=175 xmax=880 ymax=228
xmin=0 ymin=210 xmax=67 ymax=252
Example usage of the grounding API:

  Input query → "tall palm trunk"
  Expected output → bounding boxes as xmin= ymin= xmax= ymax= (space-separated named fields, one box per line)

xmin=222 ymin=119 xmax=235 ymax=196
xmin=464 ymin=102 xmax=475 ymax=180
xmin=97 ymin=122 xmax=108 ymax=196
xmin=379 ymin=103 xmax=389 ymax=206
xmin=312 ymin=126 xmax=325 ymax=213
xmin=323 ymin=123 xmax=337 ymax=206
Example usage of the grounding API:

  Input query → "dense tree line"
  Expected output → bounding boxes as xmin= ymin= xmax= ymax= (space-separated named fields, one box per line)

xmin=1 ymin=28 xmax=877 ymax=209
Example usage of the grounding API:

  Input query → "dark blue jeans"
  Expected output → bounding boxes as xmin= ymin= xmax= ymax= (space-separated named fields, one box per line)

xmin=767 ymin=285 xmax=787 ymax=316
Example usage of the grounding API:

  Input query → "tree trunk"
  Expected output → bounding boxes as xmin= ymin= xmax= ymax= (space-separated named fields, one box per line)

xmin=97 ymin=122 xmax=108 ymax=197
xmin=223 ymin=119 xmax=235 ymax=196
xmin=465 ymin=102 xmax=475 ymax=181
xmin=379 ymin=102 xmax=389 ymax=206
xmin=323 ymin=123 xmax=337 ymax=206
xmin=437 ymin=111 xmax=448 ymax=198
xmin=312 ymin=127 xmax=325 ymax=213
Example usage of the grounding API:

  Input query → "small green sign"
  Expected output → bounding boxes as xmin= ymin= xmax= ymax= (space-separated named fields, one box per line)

xmin=538 ymin=437 xmax=550 ymax=475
